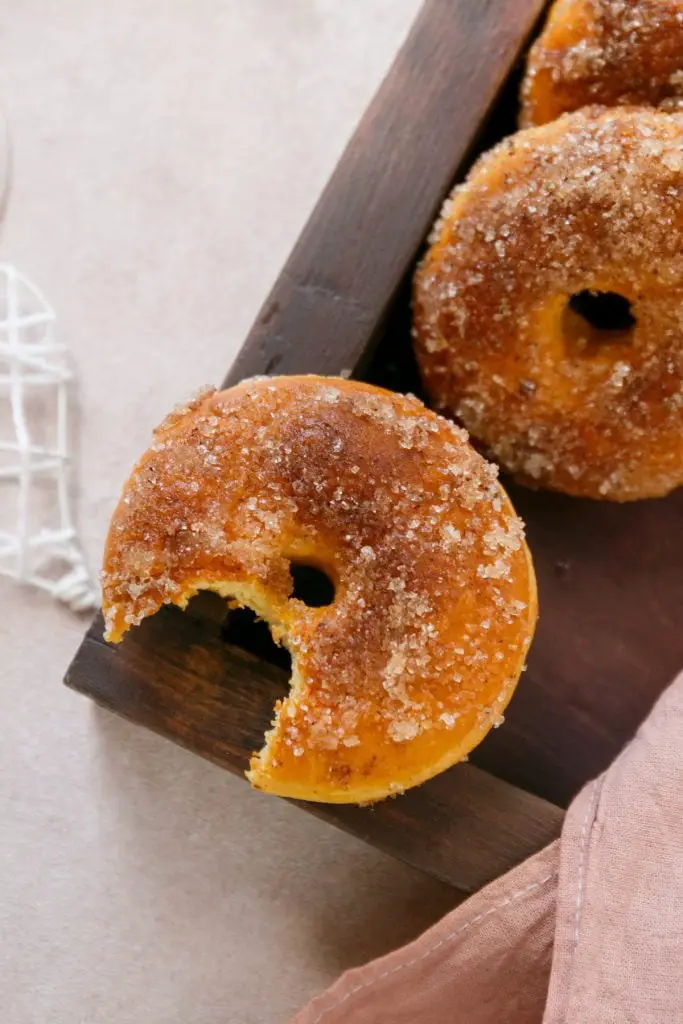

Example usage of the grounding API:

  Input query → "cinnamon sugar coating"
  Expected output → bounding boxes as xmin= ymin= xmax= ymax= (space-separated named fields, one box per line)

xmin=521 ymin=0 xmax=683 ymax=127
xmin=413 ymin=107 xmax=683 ymax=501
xmin=102 ymin=376 xmax=536 ymax=803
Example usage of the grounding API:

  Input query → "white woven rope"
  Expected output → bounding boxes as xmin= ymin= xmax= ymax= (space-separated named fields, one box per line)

xmin=0 ymin=263 xmax=97 ymax=612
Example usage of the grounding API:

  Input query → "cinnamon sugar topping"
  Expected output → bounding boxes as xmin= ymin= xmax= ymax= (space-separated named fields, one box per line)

xmin=101 ymin=376 xmax=535 ymax=801
xmin=522 ymin=0 xmax=683 ymax=127
xmin=414 ymin=106 xmax=683 ymax=501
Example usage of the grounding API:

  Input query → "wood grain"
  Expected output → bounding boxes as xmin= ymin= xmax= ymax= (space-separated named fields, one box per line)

xmin=226 ymin=0 xmax=548 ymax=385
xmin=65 ymin=605 xmax=563 ymax=893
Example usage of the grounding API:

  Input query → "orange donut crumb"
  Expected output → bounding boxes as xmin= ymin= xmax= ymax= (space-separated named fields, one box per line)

xmin=102 ymin=376 xmax=536 ymax=803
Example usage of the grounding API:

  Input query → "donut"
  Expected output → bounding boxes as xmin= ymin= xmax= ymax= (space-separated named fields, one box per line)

xmin=101 ymin=375 xmax=536 ymax=803
xmin=521 ymin=0 xmax=683 ymax=127
xmin=413 ymin=106 xmax=683 ymax=502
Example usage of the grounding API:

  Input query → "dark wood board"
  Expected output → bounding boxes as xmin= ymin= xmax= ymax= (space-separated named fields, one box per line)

xmin=474 ymin=484 xmax=683 ymax=805
xmin=65 ymin=604 xmax=563 ymax=895
xmin=64 ymin=0 xmax=683 ymax=892
xmin=226 ymin=0 xmax=549 ymax=385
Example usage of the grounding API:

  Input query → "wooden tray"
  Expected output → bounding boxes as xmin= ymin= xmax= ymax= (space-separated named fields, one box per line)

xmin=64 ymin=0 xmax=683 ymax=895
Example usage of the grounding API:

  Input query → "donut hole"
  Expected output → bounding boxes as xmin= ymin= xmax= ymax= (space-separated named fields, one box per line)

xmin=569 ymin=290 xmax=635 ymax=331
xmin=289 ymin=562 xmax=335 ymax=607
xmin=222 ymin=606 xmax=292 ymax=672
xmin=564 ymin=290 xmax=636 ymax=351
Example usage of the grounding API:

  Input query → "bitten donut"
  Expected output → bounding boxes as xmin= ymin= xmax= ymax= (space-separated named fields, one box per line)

xmin=102 ymin=376 xmax=536 ymax=804
xmin=521 ymin=0 xmax=683 ymax=127
xmin=413 ymin=107 xmax=683 ymax=501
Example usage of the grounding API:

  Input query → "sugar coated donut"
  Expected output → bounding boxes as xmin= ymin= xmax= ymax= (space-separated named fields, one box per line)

xmin=413 ymin=106 xmax=683 ymax=501
xmin=521 ymin=0 xmax=683 ymax=127
xmin=102 ymin=375 xmax=536 ymax=803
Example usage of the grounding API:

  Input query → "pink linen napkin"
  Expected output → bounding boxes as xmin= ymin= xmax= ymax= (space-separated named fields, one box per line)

xmin=293 ymin=671 xmax=683 ymax=1023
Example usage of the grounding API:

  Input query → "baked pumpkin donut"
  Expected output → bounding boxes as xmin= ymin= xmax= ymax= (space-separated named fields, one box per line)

xmin=521 ymin=0 xmax=683 ymax=127
xmin=102 ymin=376 xmax=536 ymax=803
xmin=413 ymin=106 xmax=683 ymax=501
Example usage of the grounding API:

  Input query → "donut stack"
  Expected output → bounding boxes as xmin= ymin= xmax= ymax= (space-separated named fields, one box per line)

xmin=413 ymin=0 xmax=683 ymax=501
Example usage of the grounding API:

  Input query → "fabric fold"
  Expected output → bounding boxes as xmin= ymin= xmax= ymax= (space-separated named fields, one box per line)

xmin=293 ymin=672 xmax=683 ymax=1024
xmin=292 ymin=843 xmax=558 ymax=1023
xmin=544 ymin=677 xmax=683 ymax=1024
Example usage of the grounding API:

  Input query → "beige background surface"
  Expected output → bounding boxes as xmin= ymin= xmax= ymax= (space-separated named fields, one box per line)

xmin=0 ymin=3 xmax=460 ymax=1022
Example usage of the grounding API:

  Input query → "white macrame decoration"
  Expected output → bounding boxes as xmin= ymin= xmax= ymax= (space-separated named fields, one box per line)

xmin=0 ymin=263 xmax=97 ymax=611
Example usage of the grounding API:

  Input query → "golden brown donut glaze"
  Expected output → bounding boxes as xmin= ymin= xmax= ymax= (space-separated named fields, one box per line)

xmin=102 ymin=376 xmax=536 ymax=803
xmin=413 ymin=107 xmax=683 ymax=501
xmin=521 ymin=0 xmax=683 ymax=127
